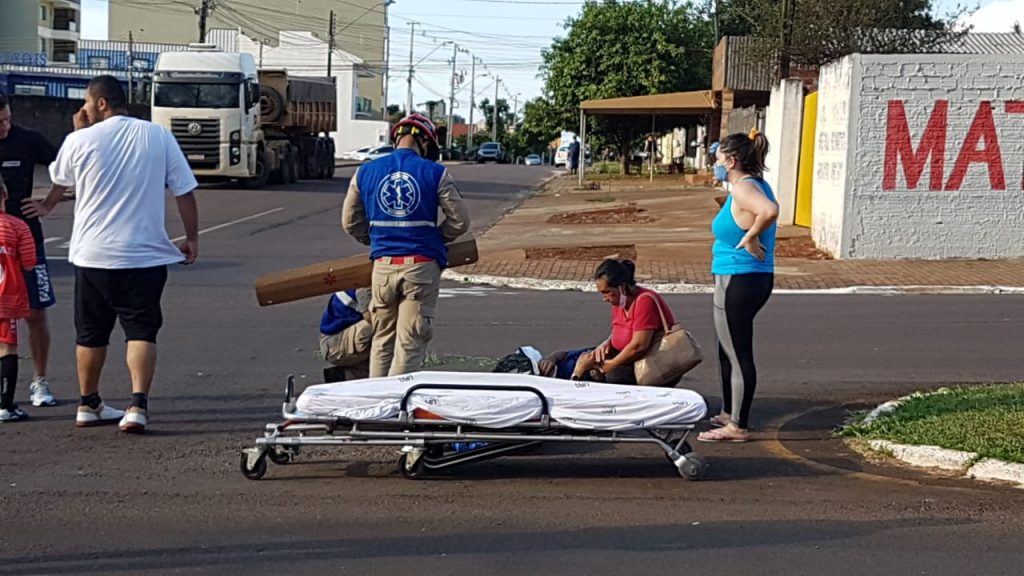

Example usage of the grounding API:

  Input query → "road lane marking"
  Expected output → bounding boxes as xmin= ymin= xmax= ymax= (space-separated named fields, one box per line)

xmin=172 ymin=207 xmax=285 ymax=242
xmin=48 ymin=207 xmax=285 ymax=257
xmin=43 ymin=237 xmax=63 ymax=245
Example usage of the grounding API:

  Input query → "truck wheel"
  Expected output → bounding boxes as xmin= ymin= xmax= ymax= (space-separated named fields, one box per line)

xmin=312 ymin=142 xmax=326 ymax=180
xmin=286 ymin=147 xmax=299 ymax=184
xmin=320 ymin=148 xmax=333 ymax=179
xmin=269 ymin=153 xmax=286 ymax=185
xmin=242 ymin=150 xmax=269 ymax=189
xmin=260 ymin=87 xmax=286 ymax=124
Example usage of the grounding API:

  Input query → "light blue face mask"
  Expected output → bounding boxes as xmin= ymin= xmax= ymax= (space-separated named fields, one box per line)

xmin=713 ymin=163 xmax=729 ymax=182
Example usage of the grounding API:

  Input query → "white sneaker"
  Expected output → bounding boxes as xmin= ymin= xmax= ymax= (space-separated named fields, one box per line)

xmin=76 ymin=404 xmax=125 ymax=428
xmin=119 ymin=410 xmax=147 ymax=434
xmin=0 ymin=406 xmax=30 ymax=423
xmin=29 ymin=378 xmax=57 ymax=407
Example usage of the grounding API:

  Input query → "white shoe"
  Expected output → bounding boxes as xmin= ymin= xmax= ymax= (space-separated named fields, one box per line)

xmin=119 ymin=410 xmax=147 ymax=434
xmin=29 ymin=378 xmax=57 ymax=407
xmin=76 ymin=404 xmax=125 ymax=428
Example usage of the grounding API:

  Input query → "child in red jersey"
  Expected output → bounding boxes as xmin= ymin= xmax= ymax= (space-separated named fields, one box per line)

xmin=0 ymin=175 xmax=38 ymax=421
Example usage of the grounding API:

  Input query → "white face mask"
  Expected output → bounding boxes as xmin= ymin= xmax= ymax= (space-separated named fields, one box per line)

xmin=618 ymin=286 xmax=628 ymax=308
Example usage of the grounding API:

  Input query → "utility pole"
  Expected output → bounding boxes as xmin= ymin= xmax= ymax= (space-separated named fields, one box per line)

xmin=467 ymin=57 xmax=477 ymax=152
xmin=779 ymin=0 xmax=795 ymax=81
xmin=195 ymin=0 xmax=214 ymax=43
xmin=492 ymin=77 xmax=500 ymax=142
xmin=512 ymin=93 xmax=519 ymax=131
xmin=406 ymin=22 xmax=417 ymax=115
xmin=327 ymin=10 xmax=337 ymax=77
xmin=446 ymin=43 xmax=458 ymax=150
xmin=127 ymin=31 xmax=134 ymax=104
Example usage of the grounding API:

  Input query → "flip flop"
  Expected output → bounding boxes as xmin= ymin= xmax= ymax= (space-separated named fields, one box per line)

xmin=697 ymin=428 xmax=750 ymax=443
xmin=709 ymin=414 xmax=731 ymax=428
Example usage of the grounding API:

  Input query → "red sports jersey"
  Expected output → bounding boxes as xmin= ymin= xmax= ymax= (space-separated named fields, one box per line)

xmin=0 ymin=212 xmax=38 ymax=319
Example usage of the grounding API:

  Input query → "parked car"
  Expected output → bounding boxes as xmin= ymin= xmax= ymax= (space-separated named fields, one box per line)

xmin=475 ymin=142 xmax=505 ymax=163
xmin=554 ymin=145 xmax=569 ymax=167
xmin=361 ymin=145 xmax=395 ymax=162
xmin=524 ymin=154 xmax=542 ymax=166
xmin=340 ymin=146 xmax=373 ymax=161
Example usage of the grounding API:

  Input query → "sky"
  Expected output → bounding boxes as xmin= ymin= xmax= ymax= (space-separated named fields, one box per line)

xmin=81 ymin=0 xmax=1024 ymax=116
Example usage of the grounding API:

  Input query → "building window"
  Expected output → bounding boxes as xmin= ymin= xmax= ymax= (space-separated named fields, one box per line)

xmin=67 ymin=87 xmax=87 ymax=100
xmin=41 ymin=6 xmax=47 ymax=21
xmin=14 ymin=85 xmax=46 ymax=96
xmin=89 ymin=56 xmax=111 ymax=69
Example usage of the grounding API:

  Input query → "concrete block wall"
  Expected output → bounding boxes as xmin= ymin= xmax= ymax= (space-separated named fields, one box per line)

xmin=811 ymin=57 xmax=854 ymax=256
xmin=813 ymin=54 xmax=1024 ymax=259
xmin=764 ymin=79 xmax=806 ymax=224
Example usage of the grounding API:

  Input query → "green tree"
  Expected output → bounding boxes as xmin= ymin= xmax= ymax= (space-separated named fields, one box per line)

xmin=715 ymin=0 xmax=972 ymax=69
xmin=477 ymin=98 xmax=515 ymax=140
xmin=387 ymin=104 xmax=404 ymax=124
xmin=541 ymin=0 xmax=713 ymax=173
xmin=518 ymin=97 xmax=563 ymax=155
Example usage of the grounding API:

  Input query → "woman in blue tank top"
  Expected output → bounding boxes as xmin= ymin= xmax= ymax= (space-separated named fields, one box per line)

xmin=699 ymin=129 xmax=779 ymax=443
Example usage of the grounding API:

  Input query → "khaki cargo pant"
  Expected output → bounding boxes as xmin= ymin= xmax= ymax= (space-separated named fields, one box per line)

xmin=369 ymin=259 xmax=441 ymax=377
xmin=320 ymin=319 xmax=373 ymax=381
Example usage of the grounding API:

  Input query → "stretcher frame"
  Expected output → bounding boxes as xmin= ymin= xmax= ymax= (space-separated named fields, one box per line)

xmin=240 ymin=376 xmax=709 ymax=481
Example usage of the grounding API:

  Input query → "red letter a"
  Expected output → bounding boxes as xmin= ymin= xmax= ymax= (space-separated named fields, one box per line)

xmin=945 ymin=101 xmax=1006 ymax=191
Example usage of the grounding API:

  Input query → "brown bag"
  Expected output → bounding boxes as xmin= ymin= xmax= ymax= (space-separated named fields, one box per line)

xmin=632 ymin=293 xmax=703 ymax=386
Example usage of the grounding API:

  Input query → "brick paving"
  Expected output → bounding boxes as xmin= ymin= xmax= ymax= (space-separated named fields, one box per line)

xmin=461 ymin=176 xmax=1024 ymax=289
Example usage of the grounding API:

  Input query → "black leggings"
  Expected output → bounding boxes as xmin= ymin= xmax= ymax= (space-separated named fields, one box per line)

xmin=713 ymin=273 xmax=773 ymax=429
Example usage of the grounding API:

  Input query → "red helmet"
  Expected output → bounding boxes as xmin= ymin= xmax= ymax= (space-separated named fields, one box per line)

xmin=391 ymin=113 xmax=439 ymax=146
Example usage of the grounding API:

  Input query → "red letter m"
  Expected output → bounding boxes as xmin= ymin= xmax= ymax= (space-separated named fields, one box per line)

xmin=883 ymin=100 xmax=948 ymax=190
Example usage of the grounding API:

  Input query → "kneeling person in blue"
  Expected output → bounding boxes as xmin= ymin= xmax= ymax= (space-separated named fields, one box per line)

xmin=320 ymin=288 xmax=373 ymax=381
xmin=342 ymin=114 xmax=470 ymax=377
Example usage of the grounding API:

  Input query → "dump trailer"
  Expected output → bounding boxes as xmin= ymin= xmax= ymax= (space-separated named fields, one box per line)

xmin=152 ymin=46 xmax=337 ymax=188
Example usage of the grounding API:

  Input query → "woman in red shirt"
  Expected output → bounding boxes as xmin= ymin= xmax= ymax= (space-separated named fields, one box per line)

xmin=572 ymin=259 xmax=676 ymax=384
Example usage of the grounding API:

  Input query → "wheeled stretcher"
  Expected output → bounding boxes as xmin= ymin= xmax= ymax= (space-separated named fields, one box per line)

xmin=240 ymin=371 xmax=710 ymax=481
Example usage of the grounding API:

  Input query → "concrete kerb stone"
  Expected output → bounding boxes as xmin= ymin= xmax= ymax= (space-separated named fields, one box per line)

xmin=858 ymin=393 xmax=1024 ymax=489
xmin=442 ymin=271 xmax=1024 ymax=296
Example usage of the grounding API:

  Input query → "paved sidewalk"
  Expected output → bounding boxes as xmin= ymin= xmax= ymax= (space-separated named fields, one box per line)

xmin=453 ymin=174 xmax=1024 ymax=291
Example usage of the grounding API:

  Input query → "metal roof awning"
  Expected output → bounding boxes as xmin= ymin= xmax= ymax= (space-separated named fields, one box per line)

xmin=580 ymin=89 xmax=717 ymax=116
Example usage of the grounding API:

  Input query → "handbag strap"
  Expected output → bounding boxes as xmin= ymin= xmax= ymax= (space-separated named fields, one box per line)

xmin=635 ymin=292 xmax=671 ymax=333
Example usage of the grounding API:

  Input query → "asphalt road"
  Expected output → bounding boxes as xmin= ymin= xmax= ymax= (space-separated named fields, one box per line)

xmin=2 ymin=165 xmax=1023 ymax=575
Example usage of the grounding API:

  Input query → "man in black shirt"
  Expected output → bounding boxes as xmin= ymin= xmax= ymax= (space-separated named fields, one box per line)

xmin=0 ymin=93 xmax=58 ymax=407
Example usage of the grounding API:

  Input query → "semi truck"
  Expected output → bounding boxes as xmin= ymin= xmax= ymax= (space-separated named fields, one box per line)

xmin=152 ymin=46 xmax=337 ymax=189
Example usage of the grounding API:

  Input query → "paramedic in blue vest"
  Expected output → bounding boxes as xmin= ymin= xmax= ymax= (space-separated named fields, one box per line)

xmin=342 ymin=114 xmax=470 ymax=378
xmin=699 ymin=128 xmax=778 ymax=444
xmin=319 ymin=288 xmax=373 ymax=381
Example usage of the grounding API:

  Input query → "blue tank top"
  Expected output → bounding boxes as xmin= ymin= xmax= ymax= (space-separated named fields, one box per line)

xmin=711 ymin=177 xmax=777 ymax=276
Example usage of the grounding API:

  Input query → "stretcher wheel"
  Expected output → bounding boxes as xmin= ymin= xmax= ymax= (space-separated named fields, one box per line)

xmin=268 ymin=447 xmax=294 ymax=465
xmin=397 ymin=453 xmax=426 ymax=480
xmin=240 ymin=451 xmax=268 ymax=480
xmin=665 ymin=441 xmax=694 ymax=465
xmin=678 ymin=454 xmax=708 ymax=481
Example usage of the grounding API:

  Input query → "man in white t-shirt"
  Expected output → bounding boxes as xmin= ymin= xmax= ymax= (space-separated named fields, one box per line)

xmin=23 ymin=76 xmax=199 ymax=434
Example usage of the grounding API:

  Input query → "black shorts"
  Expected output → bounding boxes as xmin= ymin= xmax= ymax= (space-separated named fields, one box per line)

xmin=74 ymin=266 xmax=168 ymax=347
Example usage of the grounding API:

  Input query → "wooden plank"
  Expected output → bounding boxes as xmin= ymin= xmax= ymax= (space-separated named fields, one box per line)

xmin=254 ymin=238 xmax=479 ymax=306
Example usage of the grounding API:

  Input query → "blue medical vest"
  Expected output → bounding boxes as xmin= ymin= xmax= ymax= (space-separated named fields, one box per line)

xmin=320 ymin=290 xmax=363 ymax=335
xmin=356 ymin=149 xmax=449 ymax=266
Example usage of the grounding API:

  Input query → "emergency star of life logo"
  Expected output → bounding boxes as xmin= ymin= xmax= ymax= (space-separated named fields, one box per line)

xmin=376 ymin=172 xmax=421 ymax=217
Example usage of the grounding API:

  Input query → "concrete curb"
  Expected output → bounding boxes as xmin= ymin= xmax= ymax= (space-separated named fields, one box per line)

xmin=441 ymin=271 xmax=1024 ymax=295
xmin=861 ymin=394 xmax=1024 ymax=489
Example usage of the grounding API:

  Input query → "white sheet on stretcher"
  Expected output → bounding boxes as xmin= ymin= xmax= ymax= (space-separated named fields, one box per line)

xmin=295 ymin=371 xmax=707 ymax=431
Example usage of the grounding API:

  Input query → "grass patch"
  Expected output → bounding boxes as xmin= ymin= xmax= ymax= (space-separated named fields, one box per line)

xmin=841 ymin=383 xmax=1024 ymax=463
xmin=422 ymin=352 xmax=498 ymax=371
xmin=586 ymin=196 xmax=617 ymax=203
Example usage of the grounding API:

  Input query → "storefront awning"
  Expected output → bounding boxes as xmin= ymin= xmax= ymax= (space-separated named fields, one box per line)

xmin=580 ymin=90 xmax=717 ymax=116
